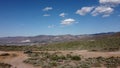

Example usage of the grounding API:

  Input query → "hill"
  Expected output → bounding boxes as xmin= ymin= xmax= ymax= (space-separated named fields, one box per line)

xmin=0 ymin=32 xmax=120 ymax=45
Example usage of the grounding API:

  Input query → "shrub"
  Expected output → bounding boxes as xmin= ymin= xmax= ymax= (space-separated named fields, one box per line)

xmin=24 ymin=50 xmax=32 ymax=54
xmin=0 ymin=53 xmax=10 ymax=56
xmin=50 ymin=54 xmax=59 ymax=61
xmin=49 ymin=61 xmax=58 ymax=66
xmin=0 ymin=63 xmax=12 ymax=68
xmin=70 ymin=55 xmax=81 ymax=61
xmin=78 ymin=61 xmax=91 ymax=68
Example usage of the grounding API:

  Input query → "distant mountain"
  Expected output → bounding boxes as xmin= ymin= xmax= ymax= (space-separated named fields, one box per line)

xmin=0 ymin=32 xmax=120 ymax=45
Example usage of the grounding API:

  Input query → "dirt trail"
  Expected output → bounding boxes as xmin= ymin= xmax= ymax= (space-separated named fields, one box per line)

xmin=0 ymin=51 xmax=40 ymax=68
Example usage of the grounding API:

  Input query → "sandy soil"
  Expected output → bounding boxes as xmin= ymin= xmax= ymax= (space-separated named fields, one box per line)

xmin=0 ymin=51 xmax=40 ymax=68
xmin=0 ymin=50 xmax=120 ymax=68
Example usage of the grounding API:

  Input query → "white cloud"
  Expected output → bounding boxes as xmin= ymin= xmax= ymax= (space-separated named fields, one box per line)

xmin=43 ymin=14 xmax=50 ymax=16
xmin=43 ymin=7 xmax=53 ymax=11
xmin=59 ymin=13 xmax=67 ymax=17
xmin=99 ymin=0 xmax=120 ymax=5
xmin=75 ymin=0 xmax=119 ymax=17
xmin=61 ymin=18 xmax=75 ymax=25
xmin=76 ymin=7 xmax=94 ymax=15
xmin=91 ymin=6 xmax=114 ymax=17
xmin=48 ymin=25 xmax=55 ymax=28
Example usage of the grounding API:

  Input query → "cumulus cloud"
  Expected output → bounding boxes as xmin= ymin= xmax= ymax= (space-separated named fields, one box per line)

xmin=43 ymin=14 xmax=50 ymax=16
xmin=75 ymin=0 xmax=120 ymax=17
xmin=61 ymin=18 xmax=75 ymax=25
xmin=76 ymin=7 xmax=94 ymax=15
xmin=91 ymin=6 xmax=114 ymax=17
xmin=99 ymin=0 xmax=120 ymax=5
xmin=59 ymin=13 xmax=67 ymax=17
xmin=98 ymin=0 xmax=120 ymax=17
xmin=43 ymin=7 xmax=53 ymax=11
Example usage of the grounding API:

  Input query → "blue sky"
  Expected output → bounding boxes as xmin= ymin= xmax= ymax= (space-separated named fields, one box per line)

xmin=0 ymin=0 xmax=120 ymax=37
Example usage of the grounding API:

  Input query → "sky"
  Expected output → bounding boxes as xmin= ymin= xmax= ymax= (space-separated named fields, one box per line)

xmin=0 ymin=0 xmax=120 ymax=37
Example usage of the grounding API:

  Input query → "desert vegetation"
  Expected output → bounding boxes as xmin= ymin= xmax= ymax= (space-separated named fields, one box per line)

xmin=24 ymin=51 xmax=120 ymax=68
xmin=0 ymin=34 xmax=120 ymax=68
xmin=0 ymin=62 xmax=12 ymax=68
xmin=0 ymin=36 xmax=120 ymax=52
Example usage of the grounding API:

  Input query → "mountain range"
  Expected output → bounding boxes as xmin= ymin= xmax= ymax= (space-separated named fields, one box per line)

xmin=0 ymin=32 xmax=120 ymax=45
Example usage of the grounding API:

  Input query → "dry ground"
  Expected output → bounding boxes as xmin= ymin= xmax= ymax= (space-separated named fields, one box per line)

xmin=0 ymin=50 xmax=120 ymax=68
xmin=0 ymin=51 xmax=40 ymax=68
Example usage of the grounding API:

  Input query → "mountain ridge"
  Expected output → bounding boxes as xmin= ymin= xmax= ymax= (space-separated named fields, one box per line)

xmin=0 ymin=32 xmax=120 ymax=45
